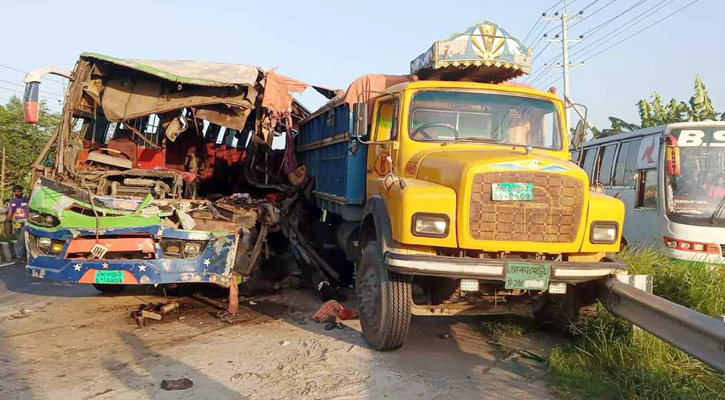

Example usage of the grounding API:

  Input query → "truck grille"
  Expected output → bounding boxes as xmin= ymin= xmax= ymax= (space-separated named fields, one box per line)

xmin=469 ymin=172 xmax=584 ymax=243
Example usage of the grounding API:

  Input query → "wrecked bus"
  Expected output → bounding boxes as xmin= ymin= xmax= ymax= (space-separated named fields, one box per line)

xmin=21 ymin=53 xmax=310 ymax=292
xmin=296 ymin=21 xmax=629 ymax=350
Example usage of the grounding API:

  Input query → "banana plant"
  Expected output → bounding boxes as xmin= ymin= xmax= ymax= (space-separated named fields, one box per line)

xmin=605 ymin=75 xmax=720 ymax=131
xmin=689 ymin=75 xmax=718 ymax=121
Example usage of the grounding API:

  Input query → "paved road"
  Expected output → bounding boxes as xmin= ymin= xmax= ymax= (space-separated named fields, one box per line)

xmin=0 ymin=262 xmax=559 ymax=399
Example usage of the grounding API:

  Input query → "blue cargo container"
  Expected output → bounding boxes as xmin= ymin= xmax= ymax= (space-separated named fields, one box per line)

xmin=296 ymin=103 xmax=368 ymax=221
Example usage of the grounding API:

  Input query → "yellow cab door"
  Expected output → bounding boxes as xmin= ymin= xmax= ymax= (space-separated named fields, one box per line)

xmin=366 ymin=95 xmax=400 ymax=197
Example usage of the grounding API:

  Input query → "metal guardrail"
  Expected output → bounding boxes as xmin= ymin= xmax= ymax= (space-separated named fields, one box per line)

xmin=597 ymin=276 xmax=725 ymax=373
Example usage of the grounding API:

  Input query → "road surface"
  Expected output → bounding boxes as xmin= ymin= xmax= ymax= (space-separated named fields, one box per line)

xmin=0 ymin=262 xmax=560 ymax=399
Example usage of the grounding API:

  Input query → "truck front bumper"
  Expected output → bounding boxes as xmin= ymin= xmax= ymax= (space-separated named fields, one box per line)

xmin=385 ymin=252 xmax=627 ymax=283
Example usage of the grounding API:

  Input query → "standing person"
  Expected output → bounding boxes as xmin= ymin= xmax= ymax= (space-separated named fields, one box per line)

xmin=5 ymin=185 xmax=28 ymax=258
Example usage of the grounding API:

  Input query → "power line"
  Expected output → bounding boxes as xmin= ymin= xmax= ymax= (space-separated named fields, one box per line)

xmin=0 ymin=78 xmax=65 ymax=98
xmin=542 ymin=73 xmax=563 ymax=90
xmin=531 ymin=42 xmax=553 ymax=63
xmin=0 ymin=85 xmax=64 ymax=100
xmin=528 ymin=21 xmax=552 ymax=51
xmin=0 ymin=62 xmax=66 ymax=86
xmin=546 ymin=0 xmax=566 ymax=13
xmin=568 ymin=0 xmax=621 ymax=30
xmin=581 ymin=0 xmax=701 ymax=62
xmin=570 ymin=0 xmax=676 ymax=60
xmin=0 ymin=78 xmax=24 ymax=88
xmin=578 ymin=0 xmax=650 ymax=37
xmin=580 ymin=0 xmax=603 ymax=11
xmin=523 ymin=16 xmax=545 ymax=44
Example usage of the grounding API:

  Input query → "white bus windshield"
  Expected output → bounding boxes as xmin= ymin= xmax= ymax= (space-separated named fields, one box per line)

xmin=409 ymin=91 xmax=562 ymax=150
xmin=666 ymin=127 xmax=725 ymax=226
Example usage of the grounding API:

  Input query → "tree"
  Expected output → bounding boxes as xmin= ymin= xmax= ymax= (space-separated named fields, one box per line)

xmin=689 ymin=75 xmax=717 ymax=121
xmin=604 ymin=75 xmax=722 ymax=132
xmin=0 ymin=96 xmax=60 ymax=201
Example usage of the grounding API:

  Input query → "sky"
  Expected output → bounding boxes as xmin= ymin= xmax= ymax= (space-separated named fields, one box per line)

xmin=0 ymin=0 xmax=722 ymax=130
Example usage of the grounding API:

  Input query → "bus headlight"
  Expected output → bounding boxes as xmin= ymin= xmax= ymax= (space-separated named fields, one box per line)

xmin=183 ymin=242 xmax=203 ymax=258
xmin=160 ymin=238 xmax=206 ymax=259
xmin=590 ymin=222 xmax=618 ymax=244
xmin=28 ymin=209 xmax=60 ymax=228
xmin=412 ymin=213 xmax=449 ymax=238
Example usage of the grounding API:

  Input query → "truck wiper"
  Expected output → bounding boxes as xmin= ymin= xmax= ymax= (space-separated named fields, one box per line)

xmin=708 ymin=193 xmax=725 ymax=224
xmin=445 ymin=137 xmax=497 ymax=145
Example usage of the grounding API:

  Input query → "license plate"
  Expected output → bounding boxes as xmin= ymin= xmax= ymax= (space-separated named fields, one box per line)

xmin=505 ymin=262 xmax=550 ymax=290
xmin=492 ymin=182 xmax=533 ymax=201
xmin=94 ymin=270 xmax=124 ymax=284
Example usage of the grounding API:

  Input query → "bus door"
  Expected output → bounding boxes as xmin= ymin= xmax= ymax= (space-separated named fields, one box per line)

xmin=627 ymin=133 xmax=662 ymax=246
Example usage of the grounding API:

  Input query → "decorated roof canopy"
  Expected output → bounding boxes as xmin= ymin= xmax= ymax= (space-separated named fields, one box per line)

xmin=410 ymin=21 xmax=531 ymax=83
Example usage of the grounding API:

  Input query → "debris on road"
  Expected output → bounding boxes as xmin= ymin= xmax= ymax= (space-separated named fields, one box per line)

xmin=130 ymin=301 xmax=181 ymax=327
xmin=10 ymin=309 xmax=32 ymax=319
xmin=160 ymin=378 xmax=194 ymax=391
xmin=312 ymin=300 xmax=344 ymax=323
xmin=324 ymin=321 xmax=346 ymax=331
xmin=312 ymin=300 xmax=358 ymax=326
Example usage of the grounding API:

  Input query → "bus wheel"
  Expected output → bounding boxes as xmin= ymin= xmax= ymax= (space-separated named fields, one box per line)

xmin=93 ymin=284 xmax=126 ymax=294
xmin=356 ymin=240 xmax=411 ymax=351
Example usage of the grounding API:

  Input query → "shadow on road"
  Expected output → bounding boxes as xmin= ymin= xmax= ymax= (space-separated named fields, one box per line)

xmin=102 ymin=331 xmax=246 ymax=399
xmin=0 ymin=262 xmax=96 ymax=298
xmin=0 ymin=325 xmax=35 ymax=399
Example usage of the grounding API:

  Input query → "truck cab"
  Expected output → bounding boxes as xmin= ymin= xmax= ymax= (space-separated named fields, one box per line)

xmin=298 ymin=78 xmax=627 ymax=351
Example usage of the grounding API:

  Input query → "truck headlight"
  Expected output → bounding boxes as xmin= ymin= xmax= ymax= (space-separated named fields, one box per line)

xmin=590 ymin=222 xmax=618 ymax=244
xmin=412 ymin=213 xmax=449 ymax=238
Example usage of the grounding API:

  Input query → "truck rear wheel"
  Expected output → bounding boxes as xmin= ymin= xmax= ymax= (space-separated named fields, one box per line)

xmin=356 ymin=240 xmax=411 ymax=351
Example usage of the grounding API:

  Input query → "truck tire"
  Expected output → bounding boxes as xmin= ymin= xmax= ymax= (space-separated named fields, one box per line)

xmin=93 ymin=284 xmax=126 ymax=294
xmin=356 ymin=240 xmax=412 ymax=351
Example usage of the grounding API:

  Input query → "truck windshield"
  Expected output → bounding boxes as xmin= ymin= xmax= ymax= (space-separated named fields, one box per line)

xmin=409 ymin=90 xmax=562 ymax=149
xmin=666 ymin=127 xmax=725 ymax=226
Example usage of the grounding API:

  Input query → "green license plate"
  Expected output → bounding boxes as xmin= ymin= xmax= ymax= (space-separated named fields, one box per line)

xmin=94 ymin=270 xmax=124 ymax=284
xmin=491 ymin=182 xmax=533 ymax=201
xmin=505 ymin=262 xmax=550 ymax=290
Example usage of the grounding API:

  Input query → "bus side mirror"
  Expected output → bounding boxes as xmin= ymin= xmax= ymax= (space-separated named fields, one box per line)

xmin=23 ymin=81 xmax=40 ymax=124
xmin=353 ymin=103 xmax=368 ymax=139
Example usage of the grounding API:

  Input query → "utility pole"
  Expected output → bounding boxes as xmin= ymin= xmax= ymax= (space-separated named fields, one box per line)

xmin=544 ymin=0 xmax=584 ymax=128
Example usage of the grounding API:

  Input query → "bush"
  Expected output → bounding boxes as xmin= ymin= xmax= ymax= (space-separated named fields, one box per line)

xmin=549 ymin=248 xmax=725 ymax=399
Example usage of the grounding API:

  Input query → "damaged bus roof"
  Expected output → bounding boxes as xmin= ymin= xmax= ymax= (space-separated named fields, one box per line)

xmin=80 ymin=52 xmax=263 ymax=87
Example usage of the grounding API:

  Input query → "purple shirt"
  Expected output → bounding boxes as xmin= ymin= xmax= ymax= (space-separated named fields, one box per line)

xmin=8 ymin=197 xmax=28 ymax=221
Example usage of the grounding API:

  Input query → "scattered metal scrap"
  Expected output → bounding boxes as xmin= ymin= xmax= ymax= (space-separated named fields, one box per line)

xmin=130 ymin=301 xmax=179 ymax=327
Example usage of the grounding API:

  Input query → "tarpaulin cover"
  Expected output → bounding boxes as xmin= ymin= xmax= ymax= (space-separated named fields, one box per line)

xmin=81 ymin=53 xmax=262 ymax=87
xmin=342 ymin=74 xmax=410 ymax=107
xmin=261 ymin=69 xmax=309 ymax=113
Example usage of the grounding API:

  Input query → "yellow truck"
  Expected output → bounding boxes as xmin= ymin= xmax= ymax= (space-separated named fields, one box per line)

xmin=296 ymin=21 xmax=627 ymax=350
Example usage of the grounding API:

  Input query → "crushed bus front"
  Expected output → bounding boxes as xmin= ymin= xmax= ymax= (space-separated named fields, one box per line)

xmin=22 ymin=53 xmax=311 ymax=291
xmin=25 ymin=178 xmax=240 ymax=287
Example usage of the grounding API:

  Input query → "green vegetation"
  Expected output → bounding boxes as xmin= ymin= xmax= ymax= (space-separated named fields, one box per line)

xmin=0 ymin=96 xmax=60 ymax=202
xmin=549 ymin=249 xmax=725 ymax=399
xmin=596 ymin=75 xmax=724 ymax=137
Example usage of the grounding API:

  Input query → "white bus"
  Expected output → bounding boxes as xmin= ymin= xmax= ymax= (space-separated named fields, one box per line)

xmin=574 ymin=121 xmax=725 ymax=264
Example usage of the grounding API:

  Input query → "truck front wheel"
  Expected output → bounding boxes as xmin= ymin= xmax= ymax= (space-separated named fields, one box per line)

xmin=356 ymin=240 xmax=412 ymax=351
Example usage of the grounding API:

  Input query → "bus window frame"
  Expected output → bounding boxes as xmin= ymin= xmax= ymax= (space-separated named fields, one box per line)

xmin=581 ymin=146 xmax=599 ymax=179
xmin=611 ymin=140 xmax=631 ymax=187
xmin=635 ymin=168 xmax=658 ymax=209
xmin=597 ymin=143 xmax=618 ymax=187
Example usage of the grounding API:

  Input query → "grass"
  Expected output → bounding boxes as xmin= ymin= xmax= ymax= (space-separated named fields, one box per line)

xmin=0 ymin=232 xmax=17 ymax=242
xmin=548 ymin=248 xmax=725 ymax=400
